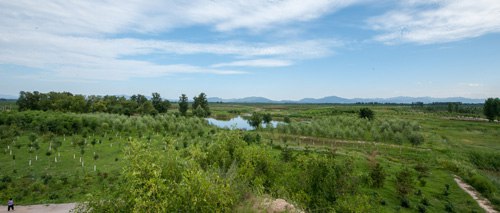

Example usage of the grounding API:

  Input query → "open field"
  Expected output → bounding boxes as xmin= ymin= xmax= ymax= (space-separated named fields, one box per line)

xmin=0 ymin=103 xmax=499 ymax=212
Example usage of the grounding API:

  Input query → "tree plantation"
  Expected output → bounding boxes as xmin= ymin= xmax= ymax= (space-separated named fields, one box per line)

xmin=0 ymin=92 xmax=499 ymax=212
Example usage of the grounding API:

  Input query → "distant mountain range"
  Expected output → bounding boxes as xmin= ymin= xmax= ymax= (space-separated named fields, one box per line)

xmin=0 ymin=93 xmax=485 ymax=104
xmin=207 ymin=96 xmax=485 ymax=104
xmin=0 ymin=94 xmax=18 ymax=100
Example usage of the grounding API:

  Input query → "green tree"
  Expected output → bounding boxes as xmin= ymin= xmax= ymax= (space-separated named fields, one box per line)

xmin=17 ymin=91 xmax=41 ymax=111
xmin=370 ymin=163 xmax=386 ymax=188
xmin=359 ymin=108 xmax=374 ymax=120
xmin=395 ymin=167 xmax=415 ymax=199
xmin=262 ymin=113 xmax=272 ymax=124
xmin=408 ymin=133 xmax=424 ymax=146
xmin=178 ymin=94 xmax=189 ymax=116
xmin=484 ymin=98 xmax=499 ymax=121
xmin=192 ymin=93 xmax=210 ymax=117
xmin=151 ymin=92 xmax=170 ymax=113
xmin=192 ymin=106 xmax=207 ymax=117
xmin=138 ymin=101 xmax=158 ymax=116
xmin=248 ymin=112 xmax=262 ymax=129
xmin=130 ymin=94 xmax=148 ymax=106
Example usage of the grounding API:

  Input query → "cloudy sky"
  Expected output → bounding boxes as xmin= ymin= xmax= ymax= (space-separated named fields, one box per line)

xmin=1 ymin=0 xmax=499 ymax=100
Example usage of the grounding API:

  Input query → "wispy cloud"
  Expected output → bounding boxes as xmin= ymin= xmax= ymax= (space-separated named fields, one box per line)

xmin=211 ymin=59 xmax=293 ymax=68
xmin=0 ymin=1 xmax=360 ymax=35
xmin=0 ymin=1 xmax=345 ymax=81
xmin=0 ymin=31 xmax=333 ymax=80
xmin=368 ymin=0 xmax=500 ymax=44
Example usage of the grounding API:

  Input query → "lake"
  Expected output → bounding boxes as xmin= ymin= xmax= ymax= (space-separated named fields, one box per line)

xmin=206 ymin=116 xmax=281 ymax=130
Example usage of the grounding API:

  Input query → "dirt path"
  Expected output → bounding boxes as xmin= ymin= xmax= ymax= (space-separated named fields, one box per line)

xmin=0 ymin=203 xmax=76 ymax=213
xmin=454 ymin=175 xmax=498 ymax=213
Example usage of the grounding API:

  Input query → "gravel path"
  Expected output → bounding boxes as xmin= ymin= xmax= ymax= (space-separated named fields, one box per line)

xmin=454 ymin=175 xmax=498 ymax=213
xmin=0 ymin=203 xmax=76 ymax=213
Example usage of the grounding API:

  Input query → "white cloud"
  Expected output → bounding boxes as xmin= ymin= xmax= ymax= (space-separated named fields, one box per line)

xmin=368 ymin=0 xmax=500 ymax=44
xmin=0 ymin=0 xmax=359 ymax=35
xmin=0 ymin=31 xmax=332 ymax=80
xmin=185 ymin=0 xmax=360 ymax=32
xmin=0 ymin=1 xmax=345 ymax=81
xmin=211 ymin=59 xmax=293 ymax=68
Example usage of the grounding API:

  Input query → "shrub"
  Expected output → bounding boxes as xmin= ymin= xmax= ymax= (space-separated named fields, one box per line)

xmin=417 ymin=203 xmax=427 ymax=213
xmin=467 ymin=174 xmax=496 ymax=196
xmin=420 ymin=197 xmax=430 ymax=206
xmin=395 ymin=167 xmax=415 ymax=198
xmin=369 ymin=163 xmax=386 ymax=188
xmin=400 ymin=197 xmax=411 ymax=208
xmin=444 ymin=201 xmax=454 ymax=212
xmin=443 ymin=184 xmax=450 ymax=196
xmin=359 ymin=108 xmax=374 ymax=120
xmin=408 ymin=133 xmax=424 ymax=146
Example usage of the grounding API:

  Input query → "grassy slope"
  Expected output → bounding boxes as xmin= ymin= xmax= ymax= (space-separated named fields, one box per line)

xmin=0 ymin=104 xmax=498 ymax=212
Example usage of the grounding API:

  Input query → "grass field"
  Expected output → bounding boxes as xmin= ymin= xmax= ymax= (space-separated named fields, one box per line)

xmin=0 ymin=103 xmax=498 ymax=212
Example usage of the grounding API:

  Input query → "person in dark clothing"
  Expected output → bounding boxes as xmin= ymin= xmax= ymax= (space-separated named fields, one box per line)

xmin=7 ymin=198 xmax=14 ymax=211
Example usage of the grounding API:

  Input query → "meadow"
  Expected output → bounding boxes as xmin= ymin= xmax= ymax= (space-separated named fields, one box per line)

xmin=0 ymin=101 xmax=499 ymax=212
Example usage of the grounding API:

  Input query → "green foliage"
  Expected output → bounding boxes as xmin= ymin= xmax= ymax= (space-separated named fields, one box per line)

xmin=178 ymin=94 xmax=189 ymax=116
xmin=16 ymin=91 xmax=172 ymax=116
xmin=369 ymin=163 xmax=386 ymax=188
xmin=443 ymin=184 xmax=450 ymax=196
xmin=290 ymin=154 xmax=357 ymax=210
xmin=192 ymin=93 xmax=210 ymax=117
xmin=467 ymin=174 xmax=496 ymax=196
xmin=262 ymin=113 xmax=272 ymax=124
xmin=395 ymin=167 xmax=415 ymax=198
xmin=483 ymin=98 xmax=500 ymax=121
xmin=248 ymin=112 xmax=262 ymax=129
xmin=151 ymin=92 xmax=170 ymax=113
xmin=280 ymin=145 xmax=293 ymax=162
xmin=193 ymin=106 xmax=208 ymax=117
xmin=283 ymin=116 xmax=291 ymax=123
xmin=408 ymin=133 xmax=424 ymax=146
xmin=444 ymin=201 xmax=455 ymax=212
xmin=334 ymin=194 xmax=378 ymax=212
xmin=359 ymin=107 xmax=374 ymax=120
xmin=1 ymin=103 xmax=496 ymax=212
xmin=80 ymin=140 xmax=236 ymax=212
xmin=273 ymin=115 xmax=422 ymax=144
xmin=242 ymin=132 xmax=261 ymax=145
xmin=468 ymin=151 xmax=500 ymax=171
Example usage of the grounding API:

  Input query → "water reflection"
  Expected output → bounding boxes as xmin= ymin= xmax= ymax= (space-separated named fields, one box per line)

xmin=206 ymin=116 xmax=280 ymax=130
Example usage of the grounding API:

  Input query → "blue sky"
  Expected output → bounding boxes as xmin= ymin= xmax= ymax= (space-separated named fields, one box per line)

xmin=1 ymin=0 xmax=499 ymax=100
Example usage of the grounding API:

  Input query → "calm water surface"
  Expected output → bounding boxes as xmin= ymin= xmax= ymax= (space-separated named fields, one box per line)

xmin=206 ymin=116 xmax=281 ymax=130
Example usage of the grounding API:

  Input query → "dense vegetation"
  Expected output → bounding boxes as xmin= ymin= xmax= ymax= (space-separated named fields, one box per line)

xmin=16 ymin=91 xmax=212 ymax=117
xmin=484 ymin=98 xmax=500 ymax=121
xmin=0 ymin=95 xmax=499 ymax=212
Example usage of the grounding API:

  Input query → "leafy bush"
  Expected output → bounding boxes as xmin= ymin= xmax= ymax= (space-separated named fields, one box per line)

xmin=395 ymin=167 xmax=415 ymax=198
xmin=468 ymin=151 xmax=500 ymax=172
xmin=467 ymin=174 xmax=496 ymax=196
xmin=359 ymin=108 xmax=374 ymax=120
xmin=369 ymin=163 xmax=386 ymax=188
xmin=273 ymin=116 xmax=422 ymax=144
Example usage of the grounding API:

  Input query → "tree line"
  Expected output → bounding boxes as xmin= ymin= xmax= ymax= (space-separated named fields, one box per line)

xmin=484 ymin=98 xmax=500 ymax=121
xmin=16 ymin=91 xmax=210 ymax=117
